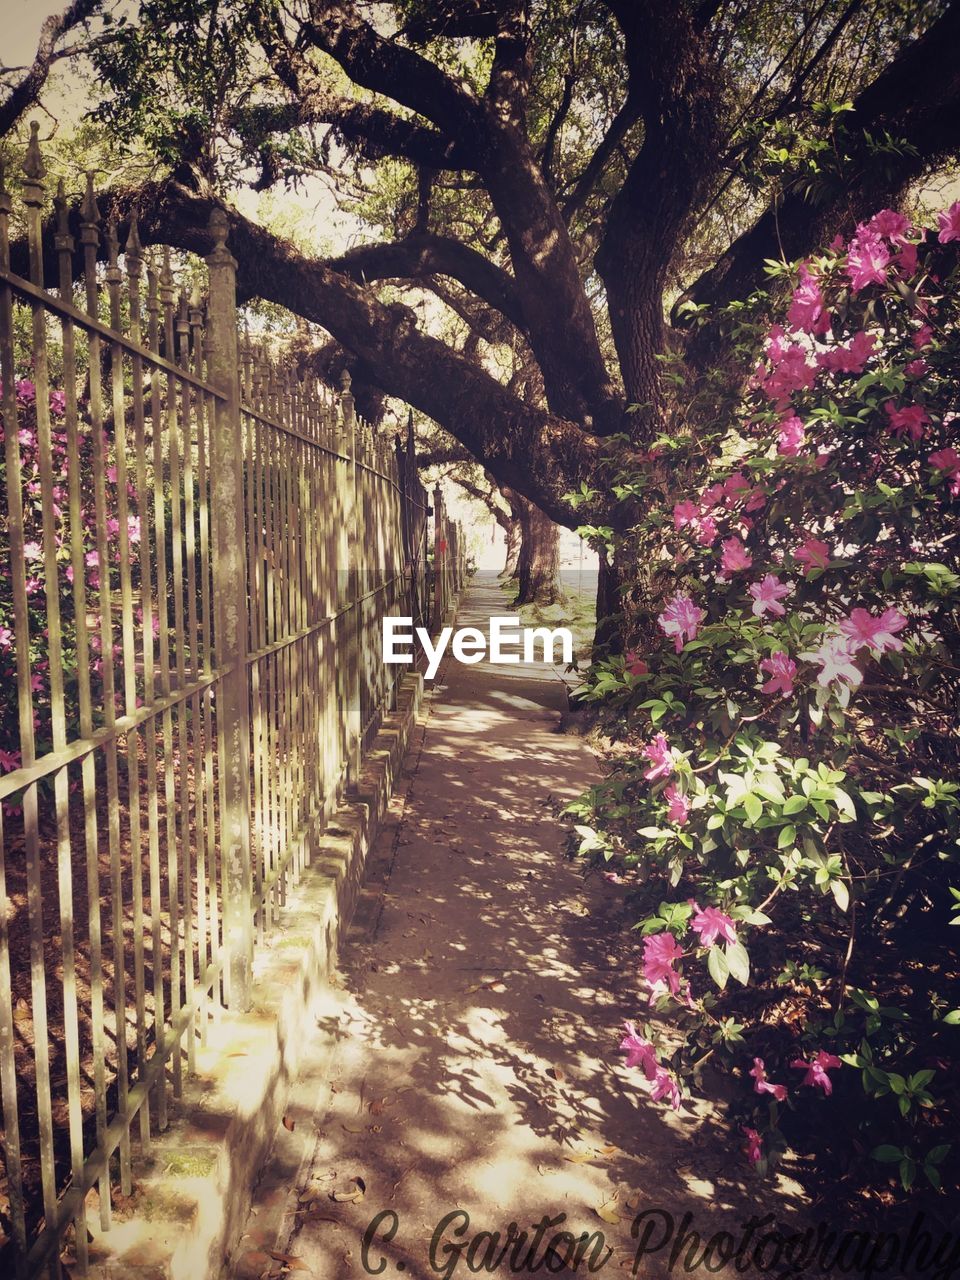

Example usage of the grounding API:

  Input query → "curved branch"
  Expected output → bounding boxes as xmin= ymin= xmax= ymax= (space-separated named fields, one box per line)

xmin=229 ymin=99 xmax=473 ymax=170
xmin=326 ymin=234 xmax=526 ymax=331
xmin=0 ymin=0 xmax=102 ymax=136
xmin=302 ymin=0 xmax=484 ymax=141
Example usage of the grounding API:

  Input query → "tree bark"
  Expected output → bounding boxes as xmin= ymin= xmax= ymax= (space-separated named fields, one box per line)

xmin=513 ymin=497 xmax=563 ymax=607
xmin=502 ymin=517 xmax=521 ymax=578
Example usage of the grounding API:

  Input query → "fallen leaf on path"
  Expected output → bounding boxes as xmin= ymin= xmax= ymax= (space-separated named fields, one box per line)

xmin=266 ymin=1249 xmax=310 ymax=1271
xmin=549 ymin=1065 xmax=566 ymax=1083
xmin=330 ymin=1176 xmax=366 ymax=1204
xmin=563 ymin=1152 xmax=596 ymax=1165
xmin=282 ymin=1115 xmax=296 ymax=1132
xmin=594 ymin=1198 xmax=622 ymax=1226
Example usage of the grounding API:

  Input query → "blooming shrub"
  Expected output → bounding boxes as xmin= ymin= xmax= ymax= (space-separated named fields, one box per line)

xmin=568 ymin=203 xmax=960 ymax=1196
xmin=0 ymin=373 xmax=143 ymax=803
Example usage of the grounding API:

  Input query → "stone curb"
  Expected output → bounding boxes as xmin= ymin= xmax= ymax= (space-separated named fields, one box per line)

xmin=78 ymin=672 xmax=423 ymax=1280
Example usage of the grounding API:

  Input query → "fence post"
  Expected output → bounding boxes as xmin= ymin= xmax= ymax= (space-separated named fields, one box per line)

xmin=433 ymin=483 xmax=444 ymax=627
xmin=341 ymin=371 xmax=362 ymax=786
xmin=205 ymin=209 xmax=253 ymax=1011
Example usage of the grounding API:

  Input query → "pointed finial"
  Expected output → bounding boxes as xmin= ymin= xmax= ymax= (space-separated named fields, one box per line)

xmin=81 ymin=171 xmax=100 ymax=225
xmin=125 ymin=212 xmax=142 ymax=258
xmin=209 ymin=206 xmax=228 ymax=246
xmin=339 ymin=368 xmax=352 ymax=394
xmin=105 ymin=218 xmax=120 ymax=268
xmin=23 ymin=121 xmax=44 ymax=182
xmin=54 ymin=179 xmax=69 ymax=233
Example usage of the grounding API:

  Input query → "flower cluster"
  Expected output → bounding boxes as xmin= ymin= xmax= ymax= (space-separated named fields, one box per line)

xmin=571 ymin=201 xmax=960 ymax=1192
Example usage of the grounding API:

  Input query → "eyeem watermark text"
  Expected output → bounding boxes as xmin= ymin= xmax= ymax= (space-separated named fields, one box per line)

xmin=383 ymin=615 xmax=573 ymax=680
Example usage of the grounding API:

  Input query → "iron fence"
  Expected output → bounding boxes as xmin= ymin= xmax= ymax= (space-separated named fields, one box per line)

xmin=0 ymin=125 xmax=461 ymax=1277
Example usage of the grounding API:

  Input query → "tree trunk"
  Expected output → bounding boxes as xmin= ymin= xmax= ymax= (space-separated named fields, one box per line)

xmin=501 ymin=516 xmax=521 ymax=577
xmin=513 ymin=498 xmax=564 ymax=606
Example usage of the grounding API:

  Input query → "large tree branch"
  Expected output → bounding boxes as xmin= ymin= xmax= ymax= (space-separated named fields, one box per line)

xmin=229 ymin=99 xmax=473 ymax=170
xmin=278 ymin=0 xmax=622 ymax=435
xmin=0 ymin=0 xmax=102 ymax=136
xmin=677 ymin=0 xmax=960 ymax=358
xmin=302 ymin=0 xmax=484 ymax=142
xmin=325 ymin=234 xmax=526 ymax=331
xmin=121 ymin=182 xmax=602 ymax=525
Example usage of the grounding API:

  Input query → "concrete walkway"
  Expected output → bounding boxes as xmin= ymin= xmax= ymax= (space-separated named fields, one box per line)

xmin=230 ymin=579 xmax=810 ymax=1280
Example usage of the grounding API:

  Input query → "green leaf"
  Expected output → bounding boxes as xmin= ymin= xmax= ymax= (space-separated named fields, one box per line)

xmin=725 ymin=940 xmax=750 ymax=986
xmin=941 ymin=1010 xmax=960 ymax=1025
xmin=871 ymin=1145 xmax=902 ymax=1163
xmin=830 ymin=879 xmax=850 ymax=912
xmin=707 ymin=944 xmax=730 ymax=990
xmin=744 ymin=793 xmax=763 ymax=824
xmin=778 ymin=824 xmax=796 ymax=849
xmin=782 ymin=795 xmax=807 ymax=815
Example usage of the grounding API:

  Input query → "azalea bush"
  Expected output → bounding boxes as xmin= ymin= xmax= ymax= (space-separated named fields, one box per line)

xmin=568 ymin=202 xmax=960 ymax=1197
xmin=0 ymin=373 xmax=144 ymax=803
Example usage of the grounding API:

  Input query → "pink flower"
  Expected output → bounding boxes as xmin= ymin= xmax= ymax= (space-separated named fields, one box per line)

xmin=643 ymin=733 xmax=674 ymax=782
xmin=720 ymin=537 xmax=752 ymax=574
xmin=867 ymin=209 xmax=911 ymax=243
xmin=846 ymin=227 xmax=890 ymax=292
xmin=0 ymin=748 xmax=21 ymax=772
xmin=749 ymin=1058 xmax=788 ymax=1102
xmin=664 ymin=784 xmax=689 ymax=826
xmin=777 ymin=415 xmax=806 ymax=457
xmin=624 ymin=650 xmax=648 ymax=677
xmin=896 ymin=242 xmax=918 ymax=278
xmin=700 ymin=483 xmax=725 ymax=510
xmin=642 ymin=932 xmax=683 ymax=998
xmin=15 ymin=378 xmax=36 ymax=404
xmin=905 ymin=358 xmax=928 ymax=379
xmin=647 ymin=1065 xmax=682 ymax=1111
xmin=765 ymin=324 xmax=788 ymax=362
xmin=791 ymin=1050 xmax=843 ymax=1095
xmin=723 ymin=472 xmax=750 ymax=503
xmin=749 ymin=575 xmax=790 ymax=618
xmin=23 ymin=540 xmax=42 ymax=561
xmin=929 ymin=447 xmax=960 ymax=496
xmin=817 ymin=330 xmax=876 ymax=375
xmin=788 ymin=265 xmax=830 ymax=335
xmin=673 ymin=501 xmax=698 ymax=530
xmin=0 ymin=626 xmax=12 ymax=650
xmin=760 ymin=345 xmax=817 ymax=405
xmin=936 ymin=200 xmax=960 ymax=244
xmin=913 ymin=324 xmax=933 ymax=350
xmin=657 ymin=594 xmax=706 ymax=653
xmin=690 ymin=904 xmax=737 ymax=948
xmin=127 ymin=515 xmax=142 ymax=543
xmin=794 ymin=537 xmax=831 ymax=574
xmin=49 ymin=389 xmax=66 ymax=416
xmin=744 ymin=489 xmax=767 ymax=513
xmin=838 ymin=607 xmax=907 ymax=654
xmin=620 ymin=1022 xmax=658 ymax=1079
xmin=695 ymin=515 xmax=718 ymax=546
xmin=885 ymin=402 xmax=929 ymax=442
xmin=742 ymin=1126 xmax=763 ymax=1165
xmin=759 ymin=651 xmax=797 ymax=698
xmin=807 ymin=635 xmax=862 ymax=689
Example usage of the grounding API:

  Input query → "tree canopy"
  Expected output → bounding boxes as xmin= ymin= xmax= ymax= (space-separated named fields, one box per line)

xmin=3 ymin=0 xmax=959 ymax=552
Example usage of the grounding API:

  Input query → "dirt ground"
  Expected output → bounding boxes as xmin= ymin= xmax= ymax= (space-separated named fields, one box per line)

xmin=229 ymin=579 xmax=823 ymax=1280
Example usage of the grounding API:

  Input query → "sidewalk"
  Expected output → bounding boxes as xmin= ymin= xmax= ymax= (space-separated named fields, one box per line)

xmin=230 ymin=579 xmax=809 ymax=1279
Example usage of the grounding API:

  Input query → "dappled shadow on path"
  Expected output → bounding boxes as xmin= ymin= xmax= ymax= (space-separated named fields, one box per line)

xmin=238 ymin=582 xmax=814 ymax=1279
